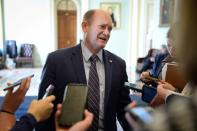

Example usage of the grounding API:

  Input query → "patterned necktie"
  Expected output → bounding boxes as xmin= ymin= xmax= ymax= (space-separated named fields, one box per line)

xmin=87 ymin=55 xmax=100 ymax=131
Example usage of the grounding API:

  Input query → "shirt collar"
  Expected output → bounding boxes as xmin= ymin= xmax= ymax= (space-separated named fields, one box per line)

xmin=81 ymin=42 xmax=103 ymax=63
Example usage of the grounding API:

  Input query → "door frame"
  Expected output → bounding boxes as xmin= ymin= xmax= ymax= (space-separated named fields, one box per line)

xmin=51 ymin=0 xmax=81 ymax=50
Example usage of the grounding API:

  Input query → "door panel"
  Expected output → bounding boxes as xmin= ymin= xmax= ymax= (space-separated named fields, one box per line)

xmin=58 ymin=10 xmax=76 ymax=49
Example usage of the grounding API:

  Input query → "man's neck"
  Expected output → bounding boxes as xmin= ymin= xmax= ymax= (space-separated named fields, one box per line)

xmin=83 ymin=42 xmax=100 ymax=54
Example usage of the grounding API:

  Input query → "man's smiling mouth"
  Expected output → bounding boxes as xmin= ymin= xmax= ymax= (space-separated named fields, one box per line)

xmin=99 ymin=37 xmax=107 ymax=41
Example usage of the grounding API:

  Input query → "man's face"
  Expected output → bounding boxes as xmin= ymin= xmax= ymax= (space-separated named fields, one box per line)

xmin=83 ymin=11 xmax=113 ymax=52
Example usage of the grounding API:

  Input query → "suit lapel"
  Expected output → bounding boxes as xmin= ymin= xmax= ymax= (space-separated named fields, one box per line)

xmin=103 ymin=50 xmax=113 ymax=107
xmin=71 ymin=44 xmax=87 ymax=84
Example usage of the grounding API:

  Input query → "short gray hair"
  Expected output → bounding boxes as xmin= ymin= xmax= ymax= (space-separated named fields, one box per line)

xmin=83 ymin=9 xmax=96 ymax=24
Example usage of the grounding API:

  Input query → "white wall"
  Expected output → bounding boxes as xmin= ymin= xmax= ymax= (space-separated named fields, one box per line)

xmin=127 ymin=0 xmax=139 ymax=82
xmin=152 ymin=0 xmax=169 ymax=49
xmin=0 ymin=0 xmax=4 ymax=49
xmin=4 ymin=0 xmax=55 ymax=67
xmin=135 ymin=0 xmax=169 ymax=57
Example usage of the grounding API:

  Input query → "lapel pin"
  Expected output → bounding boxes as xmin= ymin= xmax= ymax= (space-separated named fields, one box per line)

xmin=109 ymin=60 xmax=112 ymax=63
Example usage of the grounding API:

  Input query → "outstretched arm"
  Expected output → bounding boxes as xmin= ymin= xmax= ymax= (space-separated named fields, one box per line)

xmin=10 ymin=95 xmax=56 ymax=131
xmin=0 ymin=78 xmax=31 ymax=130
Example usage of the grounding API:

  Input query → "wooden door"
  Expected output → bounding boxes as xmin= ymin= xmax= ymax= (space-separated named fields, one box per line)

xmin=58 ymin=10 xmax=76 ymax=49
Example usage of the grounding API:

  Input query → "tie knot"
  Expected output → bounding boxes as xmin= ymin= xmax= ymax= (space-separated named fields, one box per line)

xmin=90 ymin=55 xmax=98 ymax=63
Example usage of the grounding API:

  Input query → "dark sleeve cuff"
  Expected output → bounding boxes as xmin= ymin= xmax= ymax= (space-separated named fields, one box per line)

xmin=10 ymin=113 xmax=37 ymax=131
xmin=22 ymin=113 xmax=37 ymax=127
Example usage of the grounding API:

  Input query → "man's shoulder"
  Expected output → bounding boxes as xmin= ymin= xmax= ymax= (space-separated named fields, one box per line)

xmin=49 ymin=44 xmax=80 ymax=58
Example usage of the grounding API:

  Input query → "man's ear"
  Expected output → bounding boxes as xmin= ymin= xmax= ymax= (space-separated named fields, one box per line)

xmin=82 ymin=21 xmax=88 ymax=33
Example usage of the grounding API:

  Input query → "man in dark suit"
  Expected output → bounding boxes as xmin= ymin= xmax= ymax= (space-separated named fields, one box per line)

xmin=36 ymin=9 xmax=131 ymax=131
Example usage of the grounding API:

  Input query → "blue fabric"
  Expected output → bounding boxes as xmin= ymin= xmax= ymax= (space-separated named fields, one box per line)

xmin=5 ymin=40 xmax=18 ymax=58
xmin=137 ymin=58 xmax=154 ymax=73
xmin=0 ymin=96 xmax=37 ymax=120
xmin=151 ymin=53 xmax=168 ymax=78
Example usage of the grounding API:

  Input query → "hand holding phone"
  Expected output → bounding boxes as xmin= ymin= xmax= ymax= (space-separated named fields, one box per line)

xmin=141 ymin=85 xmax=157 ymax=103
xmin=59 ymin=83 xmax=88 ymax=127
xmin=3 ymin=74 xmax=34 ymax=91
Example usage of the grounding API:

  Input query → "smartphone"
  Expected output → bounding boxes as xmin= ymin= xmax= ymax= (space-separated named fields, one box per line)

xmin=141 ymin=85 xmax=157 ymax=103
xmin=59 ymin=83 xmax=88 ymax=127
xmin=127 ymin=107 xmax=154 ymax=125
xmin=141 ymin=76 xmax=161 ymax=84
xmin=124 ymin=82 xmax=142 ymax=92
xmin=147 ymin=77 xmax=161 ymax=83
xmin=3 ymin=74 xmax=34 ymax=91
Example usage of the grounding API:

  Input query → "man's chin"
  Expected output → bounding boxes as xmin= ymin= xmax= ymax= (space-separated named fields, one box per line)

xmin=98 ymin=43 xmax=106 ymax=49
xmin=93 ymin=42 xmax=107 ymax=50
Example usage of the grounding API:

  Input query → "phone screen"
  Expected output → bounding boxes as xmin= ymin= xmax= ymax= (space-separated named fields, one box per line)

xmin=59 ymin=83 xmax=88 ymax=127
xmin=131 ymin=107 xmax=153 ymax=124
xmin=142 ymin=85 xmax=157 ymax=103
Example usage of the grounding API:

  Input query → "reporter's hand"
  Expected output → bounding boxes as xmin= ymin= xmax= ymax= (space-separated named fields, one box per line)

xmin=158 ymin=81 xmax=176 ymax=91
xmin=126 ymin=101 xmax=137 ymax=109
xmin=0 ymin=112 xmax=16 ymax=130
xmin=27 ymin=95 xmax=55 ymax=122
xmin=69 ymin=110 xmax=93 ymax=131
xmin=157 ymin=85 xmax=172 ymax=100
xmin=140 ymin=71 xmax=150 ymax=81
xmin=55 ymin=104 xmax=93 ymax=131
xmin=149 ymin=85 xmax=171 ymax=107
xmin=1 ymin=78 xmax=31 ymax=114
xmin=149 ymin=94 xmax=164 ymax=107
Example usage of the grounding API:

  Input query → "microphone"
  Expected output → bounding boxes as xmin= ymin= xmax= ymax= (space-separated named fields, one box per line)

xmin=42 ymin=84 xmax=54 ymax=99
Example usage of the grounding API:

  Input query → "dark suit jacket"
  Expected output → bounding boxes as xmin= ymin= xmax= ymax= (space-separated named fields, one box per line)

xmin=36 ymin=43 xmax=131 ymax=131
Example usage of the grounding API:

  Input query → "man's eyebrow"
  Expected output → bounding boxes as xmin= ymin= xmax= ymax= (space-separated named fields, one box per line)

xmin=99 ymin=24 xmax=112 ymax=27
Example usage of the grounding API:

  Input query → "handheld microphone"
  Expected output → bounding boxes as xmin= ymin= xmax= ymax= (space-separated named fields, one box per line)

xmin=42 ymin=84 xmax=54 ymax=99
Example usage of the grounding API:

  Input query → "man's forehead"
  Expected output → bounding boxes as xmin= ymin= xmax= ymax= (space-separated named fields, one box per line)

xmin=94 ymin=10 xmax=111 ymax=19
xmin=91 ymin=11 xmax=112 ymax=23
